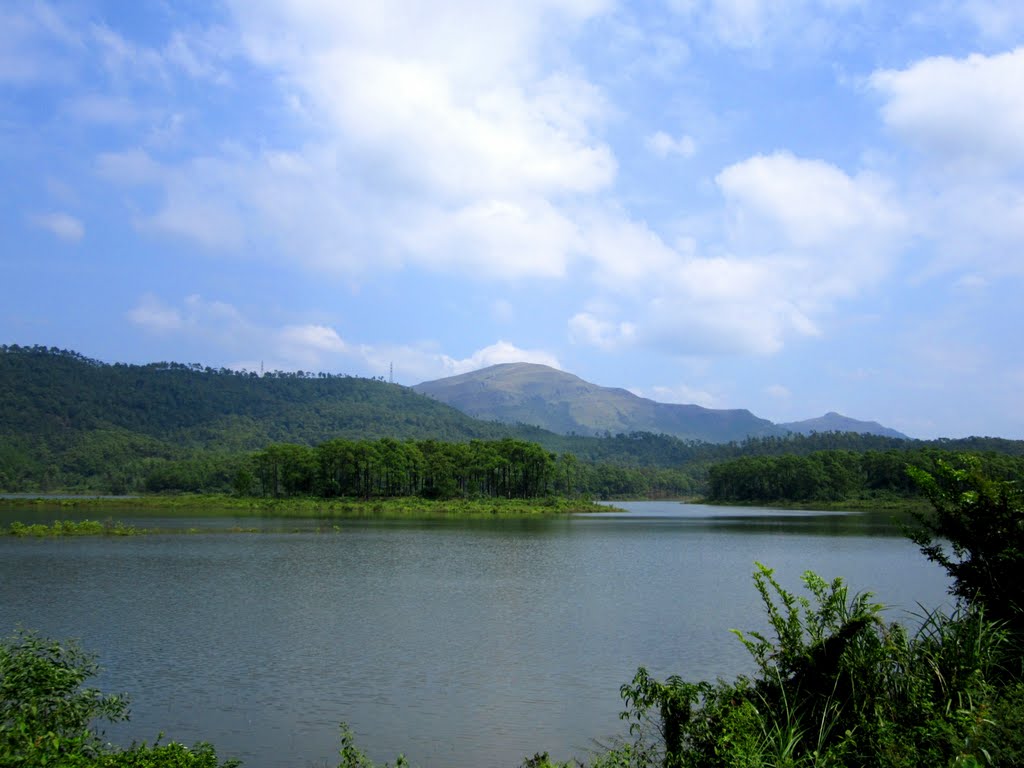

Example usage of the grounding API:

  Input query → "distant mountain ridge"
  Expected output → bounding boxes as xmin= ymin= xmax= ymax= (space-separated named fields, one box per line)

xmin=779 ymin=412 xmax=909 ymax=439
xmin=413 ymin=362 xmax=787 ymax=443
xmin=414 ymin=363 xmax=909 ymax=442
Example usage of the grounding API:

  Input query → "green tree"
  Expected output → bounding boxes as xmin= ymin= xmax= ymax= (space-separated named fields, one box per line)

xmin=1 ymin=630 xmax=128 ymax=765
xmin=907 ymin=455 xmax=1024 ymax=631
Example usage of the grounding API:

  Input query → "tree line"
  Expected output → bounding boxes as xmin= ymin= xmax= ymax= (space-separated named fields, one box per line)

xmin=231 ymin=437 xmax=696 ymax=500
xmin=706 ymin=447 xmax=1024 ymax=502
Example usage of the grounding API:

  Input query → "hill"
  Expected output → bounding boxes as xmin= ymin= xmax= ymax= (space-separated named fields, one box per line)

xmin=0 ymin=345 xmax=534 ymax=490
xmin=0 ymin=345 xmax=711 ymax=494
xmin=0 ymin=345 xmax=517 ymax=448
xmin=780 ymin=412 xmax=909 ymax=439
xmin=413 ymin=362 xmax=787 ymax=443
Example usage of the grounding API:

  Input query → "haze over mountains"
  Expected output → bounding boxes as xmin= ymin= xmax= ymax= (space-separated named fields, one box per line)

xmin=413 ymin=363 xmax=908 ymax=442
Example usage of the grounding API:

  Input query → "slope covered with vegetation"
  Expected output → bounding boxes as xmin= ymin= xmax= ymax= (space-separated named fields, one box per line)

xmin=5 ymin=345 xmax=1024 ymax=504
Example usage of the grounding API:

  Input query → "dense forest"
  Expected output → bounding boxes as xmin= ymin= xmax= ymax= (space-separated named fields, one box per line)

xmin=4 ymin=344 xmax=1024 ymax=501
xmin=706 ymin=448 xmax=1024 ymax=503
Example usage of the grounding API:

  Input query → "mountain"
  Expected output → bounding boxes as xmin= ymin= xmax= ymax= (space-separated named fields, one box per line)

xmin=780 ymin=412 xmax=909 ymax=439
xmin=413 ymin=362 xmax=787 ymax=443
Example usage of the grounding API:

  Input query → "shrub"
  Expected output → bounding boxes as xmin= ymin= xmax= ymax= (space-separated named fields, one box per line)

xmin=0 ymin=630 xmax=237 ymax=768
xmin=907 ymin=456 xmax=1024 ymax=634
xmin=0 ymin=630 xmax=128 ymax=766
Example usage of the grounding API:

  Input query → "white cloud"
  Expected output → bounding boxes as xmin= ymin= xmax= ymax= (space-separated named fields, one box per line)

xmin=139 ymin=197 xmax=245 ymax=250
xmin=870 ymin=49 xmax=1024 ymax=277
xmin=0 ymin=3 xmax=82 ymax=84
xmin=402 ymin=197 xmax=583 ymax=279
xmin=870 ymin=47 xmax=1024 ymax=173
xmin=954 ymin=274 xmax=990 ymax=291
xmin=125 ymin=293 xmax=559 ymax=381
xmin=96 ymin=149 xmax=165 ymax=185
xmin=268 ymin=6 xmax=617 ymax=191
xmin=645 ymin=130 xmax=696 ymax=158
xmin=667 ymin=0 xmax=867 ymax=52
xmin=568 ymin=312 xmax=636 ymax=349
xmin=127 ymin=294 xmax=183 ymax=332
xmin=766 ymin=384 xmax=791 ymax=399
xmin=716 ymin=152 xmax=904 ymax=254
xmin=962 ymin=0 xmax=1024 ymax=41
xmin=644 ymin=383 xmax=718 ymax=407
xmin=89 ymin=1 xmax=617 ymax=279
xmin=441 ymin=341 xmax=561 ymax=375
xmin=570 ymin=152 xmax=905 ymax=358
xmin=583 ymin=213 xmax=680 ymax=291
xmin=274 ymin=325 xmax=349 ymax=369
xmin=28 ymin=211 xmax=84 ymax=242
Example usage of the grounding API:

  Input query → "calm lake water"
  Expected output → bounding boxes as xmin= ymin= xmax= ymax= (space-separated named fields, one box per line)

xmin=0 ymin=502 xmax=951 ymax=768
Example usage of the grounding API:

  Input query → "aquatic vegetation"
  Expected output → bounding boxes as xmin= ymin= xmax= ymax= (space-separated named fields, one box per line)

xmin=4 ymin=519 xmax=141 ymax=537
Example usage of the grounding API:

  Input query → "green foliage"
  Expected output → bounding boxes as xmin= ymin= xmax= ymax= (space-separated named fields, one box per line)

xmin=615 ymin=565 xmax=1024 ymax=768
xmin=907 ymin=456 xmax=1024 ymax=631
xmin=706 ymin=449 xmax=1024 ymax=505
xmin=336 ymin=723 xmax=407 ymax=768
xmin=61 ymin=741 xmax=239 ymax=767
xmin=0 ymin=630 xmax=129 ymax=766
xmin=0 ymin=631 xmax=238 ymax=768
xmin=4 ymin=519 xmax=141 ymax=537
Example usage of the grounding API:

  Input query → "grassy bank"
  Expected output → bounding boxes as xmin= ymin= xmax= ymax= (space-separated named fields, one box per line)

xmin=0 ymin=493 xmax=616 ymax=519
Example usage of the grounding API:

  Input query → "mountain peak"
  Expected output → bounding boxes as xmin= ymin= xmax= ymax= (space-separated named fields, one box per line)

xmin=414 ymin=363 xmax=784 ymax=443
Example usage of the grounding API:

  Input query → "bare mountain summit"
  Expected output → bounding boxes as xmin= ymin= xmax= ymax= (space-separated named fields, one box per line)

xmin=413 ymin=362 xmax=786 ymax=443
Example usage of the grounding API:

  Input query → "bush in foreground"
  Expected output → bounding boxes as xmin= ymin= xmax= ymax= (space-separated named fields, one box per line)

xmin=0 ymin=630 xmax=237 ymax=768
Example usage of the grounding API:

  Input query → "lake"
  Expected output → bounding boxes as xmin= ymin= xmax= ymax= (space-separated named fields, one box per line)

xmin=0 ymin=501 xmax=951 ymax=768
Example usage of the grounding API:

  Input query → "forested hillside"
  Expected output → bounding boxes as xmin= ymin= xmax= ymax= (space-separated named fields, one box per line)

xmin=0 ymin=346 xmax=703 ymax=495
xmin=0 ymin=345 xmax=517 ymax=491
xmin=4 ymin=345 xmax=1024 ymax=500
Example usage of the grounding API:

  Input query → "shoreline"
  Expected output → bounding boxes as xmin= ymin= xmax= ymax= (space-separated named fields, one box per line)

xmin=0 ymin=493 xmax=619 ymax=520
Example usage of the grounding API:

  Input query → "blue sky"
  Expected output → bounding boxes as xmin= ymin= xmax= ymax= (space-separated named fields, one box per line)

xmin=3 ymin=1 xmax=1024 ymax=439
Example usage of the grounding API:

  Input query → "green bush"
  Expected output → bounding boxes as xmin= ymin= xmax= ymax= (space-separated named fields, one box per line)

xmin=0 ymin=630 xmax=237 ymax=768
xmin=0 ymin=630 xmax=128 ymax=766
xmin=615 ymin=565 xmax=1024 ymax=768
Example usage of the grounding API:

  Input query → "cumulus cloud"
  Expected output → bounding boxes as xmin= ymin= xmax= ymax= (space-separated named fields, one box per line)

xmin=400 ymin=197 xmax=582 ymax=279
xmin=571 ymin=152 xmax=905 ymax=358
xmin=870 ymin=48 xmax=1024 ymax=277
xmin=123 ymin=0 xmax=611 ymax=278
xmin=870 ymin=47 xmax=1024 ymax=173
xmin=716 ymin=152 xmax=904 ymax=254
xmin=28 ymin=211 xmax=84 ymax=242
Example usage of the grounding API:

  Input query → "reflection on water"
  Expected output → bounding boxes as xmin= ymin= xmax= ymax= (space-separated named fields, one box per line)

xmin=0 ymin=501 xmax=950 ymax=768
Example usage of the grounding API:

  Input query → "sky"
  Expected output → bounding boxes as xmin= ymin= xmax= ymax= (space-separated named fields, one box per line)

xmin=2 ymin=1 xmax=1024 ymax=440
